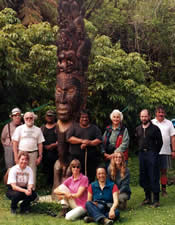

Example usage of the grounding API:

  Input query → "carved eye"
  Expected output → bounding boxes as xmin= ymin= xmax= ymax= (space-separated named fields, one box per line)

xmin=56 ymin=87 xmax=62 ymax=95
xmin=67 ymin=87 xmax=76 ymax=95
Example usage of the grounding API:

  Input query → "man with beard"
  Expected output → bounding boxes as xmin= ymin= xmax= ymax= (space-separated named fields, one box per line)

xmin=152 ymin=106 xmax=175 ymax=196
xmin=12 ymin=112 xmax=45 ymax=188
xmin=135 ymin=109 xmax=163 ymax=207
xmin=66 ymin=110 xmax=102 ymax=182
xmin=41 ymin=110 xmax=58 ymax=186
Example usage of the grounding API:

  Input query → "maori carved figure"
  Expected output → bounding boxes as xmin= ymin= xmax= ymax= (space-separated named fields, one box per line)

xmin=52 ymin=0 xmax=91 ymax=196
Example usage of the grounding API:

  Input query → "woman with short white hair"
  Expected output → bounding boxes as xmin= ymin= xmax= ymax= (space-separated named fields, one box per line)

xmin=101 ymin=109 xmax=129 ymax=165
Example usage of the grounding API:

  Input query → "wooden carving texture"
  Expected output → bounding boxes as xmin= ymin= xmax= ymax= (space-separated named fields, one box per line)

xmin=55 ymin=0 xmax=91 ymax=165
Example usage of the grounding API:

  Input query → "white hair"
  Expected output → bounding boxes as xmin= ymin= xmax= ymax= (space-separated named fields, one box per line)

xmin=110 ymin=109 xmax=123 ymax=121
xmin=24 ymin=112 xmax=38 ymax=120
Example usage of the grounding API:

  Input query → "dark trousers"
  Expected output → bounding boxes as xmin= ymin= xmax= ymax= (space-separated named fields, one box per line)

xmin=43 ymin=149 xmax=58 ymax=185
xmin=70 ymin=151 xmax=97 ymax=183
xmin=86 ymin=201 xmax=120 ymax=222
xmin=139 ymin=151 xmax=160 ymax=193
xmin=6 ymin=187 xmax=37 ymax=210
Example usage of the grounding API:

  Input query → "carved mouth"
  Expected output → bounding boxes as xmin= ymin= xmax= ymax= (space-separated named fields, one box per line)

xmin=57 ymin=108 xmax=69 ymax=115
xmin=58 ymin=110 xmax=68 ymax=114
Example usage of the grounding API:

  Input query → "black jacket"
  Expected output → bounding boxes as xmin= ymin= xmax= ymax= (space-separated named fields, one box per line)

xmin=135 ymin=122 xmax=163 ymax=153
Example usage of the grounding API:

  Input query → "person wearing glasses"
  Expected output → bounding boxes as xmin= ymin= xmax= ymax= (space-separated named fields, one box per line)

xmin=108 ymin=152 xmax=131 ymax=210
xmin=1 ymin=108 xmax=22 ymax=169
xmin=54 ymin=159 xmax=88 ymax=220
xmin=12 ymin=112 xmax=45 ymax=188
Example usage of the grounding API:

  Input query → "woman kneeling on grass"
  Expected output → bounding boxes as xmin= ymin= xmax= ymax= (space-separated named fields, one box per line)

xmin=108 ymin=152 xmax=131 ymax=210
xmin=54 ymin=159 xmax=88 ymax=220
xmin=6 ymin=151 xmax=37 ymax=214
xmin=84 ymin=166 xmax=120 ymax=225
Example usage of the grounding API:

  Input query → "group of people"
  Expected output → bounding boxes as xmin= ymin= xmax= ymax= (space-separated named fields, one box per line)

xmin=53 ymin=153 xmax=128 ymax=224
xmin=1 ymin=105 xmax=175 ymax=224
xmin=136 ymin=107 xmax=175 ymax=207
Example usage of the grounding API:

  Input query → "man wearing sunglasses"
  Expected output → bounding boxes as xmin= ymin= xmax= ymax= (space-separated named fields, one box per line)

xmin=12 ymin=112 xmax=45 ymax=188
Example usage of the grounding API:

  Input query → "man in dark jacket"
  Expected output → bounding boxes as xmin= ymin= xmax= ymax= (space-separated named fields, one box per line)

xmin=135 ymin=109 xmax=163 ymax=207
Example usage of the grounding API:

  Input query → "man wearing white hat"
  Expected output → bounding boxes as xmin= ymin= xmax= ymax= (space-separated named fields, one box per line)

xmin=1 ymin=108 xmax=22 ymax=169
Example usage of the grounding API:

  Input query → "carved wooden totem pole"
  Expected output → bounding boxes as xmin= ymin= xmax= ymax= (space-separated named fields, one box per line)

xmin=52 ymin=0 xmax=91 ymax=194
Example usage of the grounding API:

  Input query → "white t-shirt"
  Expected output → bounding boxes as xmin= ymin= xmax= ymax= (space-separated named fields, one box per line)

xmin=12 ymin=124 xmax=45 ymax=152
xmin=152 ymin=118 xmax=175 ymax=155
xmin=7 ymin=164 xmax=34 ymax=187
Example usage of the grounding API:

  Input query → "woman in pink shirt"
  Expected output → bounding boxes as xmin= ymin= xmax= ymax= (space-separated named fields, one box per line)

xmin=54 ymin=159 xmax=88 ymax=220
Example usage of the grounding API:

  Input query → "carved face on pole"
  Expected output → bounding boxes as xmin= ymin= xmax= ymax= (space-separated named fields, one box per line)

xmin=55 ymin=72 xmax=82 ymax=122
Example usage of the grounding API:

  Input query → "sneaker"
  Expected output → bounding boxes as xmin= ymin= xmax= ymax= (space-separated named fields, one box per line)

xmin=11 ymin=208 xmax=17 ymax=214
xmin=84 ymin=216 xmax=94 ymax=223
xmin=103 ymin=218 xmax=114 ymax=225
xmin=141 ymin=199 xmax=152 ymax=206
xmin=151 ymin=202 xmax=160 ymax=208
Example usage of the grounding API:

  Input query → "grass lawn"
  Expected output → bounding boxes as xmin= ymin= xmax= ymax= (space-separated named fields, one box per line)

xmin=0 ymin=155 xmax=175 ymax=225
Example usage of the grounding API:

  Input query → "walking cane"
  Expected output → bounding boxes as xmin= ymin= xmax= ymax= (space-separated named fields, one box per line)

xmin=85 ymin=147 xmax=87 ymax=176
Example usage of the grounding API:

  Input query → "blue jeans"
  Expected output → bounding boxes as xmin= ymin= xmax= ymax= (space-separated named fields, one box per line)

xmin=86 ymin=201 xmax=120 ymax=222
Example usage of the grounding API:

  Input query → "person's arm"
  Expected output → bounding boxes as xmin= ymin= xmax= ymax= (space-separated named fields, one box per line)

xmin=13 ymin=140 xmax=19 ymax=164
xmin=115 ymin=128 xmax=129 ymax=153
xmin=68 ymin=137 xmax=91 ymax=151
xmin=53 ymin=187 xmax=67 ymax=199
xmin=119 ymin=169 xmax=130 ymax=193
xmin=44 ymin=142 xmax=58 ymax=150
xmin=36 ymin=143 xmax=43 ymax=165
xmin=108 ymin=191 xmax=119 ymax=219
xmin=88 ymin=139 xmax=102 ymax=146
xmin=54 ymin=186 xmax=74 ymax=200
xmin=11 ymin=183 xmax=32 ymax=196
xmin=71 ymin=186 xmax=86 ymax=199
xmin=68 ymin=136 xmax=85 ymax=144
xmin=155 ymin=127 xmax=163 ymax=152
xmin=1 ymin=125 xmax=7 ymax=146
xmin=171 ymin=135 xmax=175 ymax=159
xmin=87 ymin=191 xmax=93 ymax=201
xmin=27 ymin=184 xmax=33 ymax=195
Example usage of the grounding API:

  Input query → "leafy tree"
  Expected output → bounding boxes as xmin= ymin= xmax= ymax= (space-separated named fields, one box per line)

xmin=1 ymin=6 xmax=175 ymax=150
xmin=86 ymin=34 xmax=175 ymax=137
xmin=1 ymin=0 xmax=58 ymax=25
xmin=0 ymin=8 xmax=58 ymax=122
xmin=88 ymin=0 xmax=175 ymax=85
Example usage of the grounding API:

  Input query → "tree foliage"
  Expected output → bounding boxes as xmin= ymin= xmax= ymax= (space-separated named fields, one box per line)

xmin=1 ymin=0 xmax=58 ymax=25
xmin=0 ymin=8 xmax=58 ymax=122
xmin=89 ymin=0 xmax=175 ymax=84
xmin=1 ymin=2 xmax=175 ymax=148
xmin=86 ymin=34 xmax=175 ymax=133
